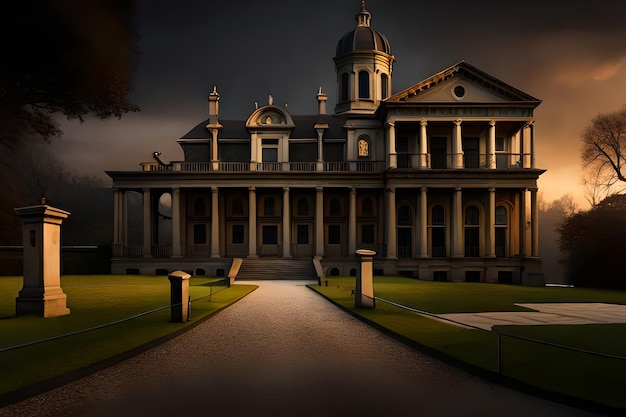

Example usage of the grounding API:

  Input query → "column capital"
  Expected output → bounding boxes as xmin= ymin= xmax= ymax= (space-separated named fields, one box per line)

xmin=316 ymin=185 xmax=323 ymax=192
xmin=248 ymin=186 xmax=256 ymax=192
xmin=455 ymin=186 xmax=462 ymax=192
xmin=386 ymin=120 xmax=395 ymax=128
xmin=283 ymin=186 xmax=290 ymax=192
xmin=211 ymin=186 xmax=219 ymax=193
xmin=386 ymin=186 xmax=395 ymax=193
xmin=350 ymin=187 xmax=357 ymax=195
xmin=489 ymin=120 xmax=496 ymax=127
xmin=421 ymin=187 xmax=428 ymax=193
xmin=488 ymin=187 xmax=496 ymax=192
xmin=453 ymin=119 xmax=462 ymax=126
xmin=420 ymin=118 xmax=428 ymax=127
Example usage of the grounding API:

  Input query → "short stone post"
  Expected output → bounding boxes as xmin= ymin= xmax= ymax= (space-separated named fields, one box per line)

xmin=14 ymin=203 xmax=71 ymax=317
xmin=168 ymin=270 xmax=191 ymax=322
xmin=355 ymin=249 xmax=376 ymax=309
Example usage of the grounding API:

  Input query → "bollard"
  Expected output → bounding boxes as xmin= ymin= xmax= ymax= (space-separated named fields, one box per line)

xmin=355 ymin=249 xmax=376 ymax=309
xmin=168 ymin=270 xmax=191 ymax=322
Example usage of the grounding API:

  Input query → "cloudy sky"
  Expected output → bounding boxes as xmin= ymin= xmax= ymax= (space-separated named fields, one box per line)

xmin=51 ymin=0 xmax=626 ymax=207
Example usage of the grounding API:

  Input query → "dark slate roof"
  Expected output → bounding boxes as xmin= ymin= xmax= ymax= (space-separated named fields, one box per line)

xmin=179 ymin=114 xmax=349 ymax=140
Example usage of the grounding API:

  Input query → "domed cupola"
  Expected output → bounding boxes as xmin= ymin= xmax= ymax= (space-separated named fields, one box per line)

xmin=334 ymin=1 xmax=395 ymax=115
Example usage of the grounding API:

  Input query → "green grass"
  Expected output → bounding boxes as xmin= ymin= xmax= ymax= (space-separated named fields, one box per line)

xmin=310 ymin=276 xmax=626 ymax=411
xmin=0 ymin=275 xmax=257 ymax=397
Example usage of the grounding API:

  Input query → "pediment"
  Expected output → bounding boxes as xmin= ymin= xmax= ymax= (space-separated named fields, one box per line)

xmin=246 ymin=105 xmax=295 ymax=129
xmin=386 ymin=61 xmax=540 ymax=105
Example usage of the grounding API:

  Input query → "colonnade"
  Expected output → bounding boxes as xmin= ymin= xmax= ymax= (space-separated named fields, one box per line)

xmin=112 ymin=185 xmax=539 ymax=260
xmin=386 ymin=118 xmax=536 ymax=170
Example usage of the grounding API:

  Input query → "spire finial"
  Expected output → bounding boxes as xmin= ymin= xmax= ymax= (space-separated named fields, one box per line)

xmin=356 ymin=0 xmax=371 ymax=26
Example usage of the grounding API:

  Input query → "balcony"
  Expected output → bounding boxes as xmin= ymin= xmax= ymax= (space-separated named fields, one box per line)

xmin=140 ymin=161 xmax=387 ymax=173
xmin=398 ymin=153 xmax=529 ymax=169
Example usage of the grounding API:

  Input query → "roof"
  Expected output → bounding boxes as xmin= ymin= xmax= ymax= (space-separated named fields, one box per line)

xmin=179 ymin=114 xmax=350 ymax=140
xmin=386 ymin=60 xmax=541 ymax=104
xmin=335 ymin=2 xmax=392 ymax=57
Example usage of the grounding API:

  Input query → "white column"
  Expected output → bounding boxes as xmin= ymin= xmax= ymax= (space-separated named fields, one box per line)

xmin=453 ymin=119 xmax=463 ymax=168
xmin=248 ymin=187 xmax=257 ymax=258
xmin=419 ymin=118 xmax=429 ymax=168
xmin=315 ymin=186 xmax=324 ymax=257
xmin=452 ymin=187 xmax=463 ymax=257
xmin=529 ymin=121 xmax=536 ymax=168
xmin=142 ymin=188 xmax=152 ymax=258
xmin=172 ymin=186 xmax=182 ymax=257
xmin=488 ymin=120 xmax=496 ymax=169
xmin=420 ymin=187 xmax=428 ymax=258
xmin=282 ymin=187 xmax=291 ymax=258
xmin=211 ymin=128 xmax=219 ymax=171
xmin=530 ymin=188 xmax=539 ymax=257
xmin=349 ymin=187 xmax=357 ymax=254
xmin=487 ymin=187 xmax=496 ymax=257
xmin=388 ymin=121 xmax=397 ymax=169
xmin=250 ymin=132 xmax=258 ymax=171
xmin=520 ymin=189 xmax=527 ymax=257
xmin=211 ymin=187 xmax=220 ymax=258
xmin=316 ymin=128 xmax=324 ymax=171
xmin=386 ymin=187 xmax=397 ymax=259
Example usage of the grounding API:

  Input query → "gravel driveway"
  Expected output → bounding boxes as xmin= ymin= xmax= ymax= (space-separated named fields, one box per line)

xmin=0 ymin=280 xmax=600 ymax=417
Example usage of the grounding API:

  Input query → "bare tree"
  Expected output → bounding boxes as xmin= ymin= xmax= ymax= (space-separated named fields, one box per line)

xmin=581 ymin=105 xmax=626 ymax=202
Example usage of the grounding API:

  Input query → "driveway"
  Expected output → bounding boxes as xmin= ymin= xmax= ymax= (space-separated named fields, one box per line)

xmin=0 ymin=281 xmax=601 ymax=417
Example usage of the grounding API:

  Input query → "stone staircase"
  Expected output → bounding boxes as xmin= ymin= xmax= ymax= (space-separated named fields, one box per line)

xmin=235 ymin=258 xmax=317 ymax=280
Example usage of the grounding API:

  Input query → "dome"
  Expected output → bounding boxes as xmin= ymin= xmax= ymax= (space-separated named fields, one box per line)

xmin=335 ymin=2 xmax=392 ymax=57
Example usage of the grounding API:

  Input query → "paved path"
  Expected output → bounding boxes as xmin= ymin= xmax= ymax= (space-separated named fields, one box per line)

xmin=0 ymin=281 xmax=601 ymax=417
xmin=439 ymin=303 xmax=626 ymax=330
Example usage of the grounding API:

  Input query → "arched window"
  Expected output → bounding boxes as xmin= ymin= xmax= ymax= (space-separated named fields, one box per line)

xmin=362 ymin=197 xmax=374 ymax=217
xmin=358 ymin=71 xmax=369 ymax=99
xmin=341 ymin=73 xmax=349 ymax=101
xmin=358 ymin=136 xmax=369 ymax=157
xmin=398 ymin=205 xmax=412 ymax=226
xmin=432 ymin=205 xmax=445 ymax=226
xmin=330 ymin=197 xmax=342 ymax=216
xmin=232 ymin=198 xmax=244 ymax=216
xmin=381 ymin=73 xmax=388 ymax=99
xmin=264 ymin=198 xmax=275 ymax=216
xmin=297 ymin=198 xmax=309 ymax=216
xmin=194 ymin=198 xmax=206 ymax=217
xmin=465 ymin=206 xmax=480 ymax=225
xmin=495 ymin=206 xmax=507 ymax=225
xmin=495 ymin=206 xmax=508 ymax=257
xmin=431 ymin=205 xmax=446 ymax=257
xmin=465 ymin=205 xmax=480 ymax=257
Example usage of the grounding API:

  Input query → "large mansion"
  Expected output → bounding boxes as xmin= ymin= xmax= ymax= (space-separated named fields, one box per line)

xmin=106 ymin=3 xmax=545 ymax=284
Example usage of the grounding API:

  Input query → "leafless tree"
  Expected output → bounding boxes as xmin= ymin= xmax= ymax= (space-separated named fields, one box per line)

xmin=581 ymin=105 xmax=626 ymax=203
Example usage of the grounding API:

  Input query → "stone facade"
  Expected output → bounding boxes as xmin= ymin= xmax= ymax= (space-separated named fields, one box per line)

xmin=107 ymin=3 xmax=544 ymax=284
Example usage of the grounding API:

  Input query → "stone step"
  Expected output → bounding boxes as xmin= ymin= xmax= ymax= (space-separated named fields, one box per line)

xmin=236 ymin=259 xmax=316 ymax=280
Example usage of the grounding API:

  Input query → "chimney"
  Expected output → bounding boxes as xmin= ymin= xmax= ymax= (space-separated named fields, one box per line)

xmin=208 ymin=85 xmax=220 ymax=125
xmin=316 ymin=87 xmax=328 ymax=115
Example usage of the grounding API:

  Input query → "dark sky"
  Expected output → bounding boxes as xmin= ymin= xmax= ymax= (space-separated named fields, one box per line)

xmin=51 ymin=0 xmax=626 ymax=206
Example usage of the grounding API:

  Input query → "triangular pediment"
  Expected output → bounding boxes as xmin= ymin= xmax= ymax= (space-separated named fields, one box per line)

xmin=386 ymin=61 xmax=540 ymax=105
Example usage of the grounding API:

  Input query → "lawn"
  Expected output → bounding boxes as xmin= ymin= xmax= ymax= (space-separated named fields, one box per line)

xmin=0 ymin=275 xmax=257 ymax=399
xmin=309 ymin=276 xmax=626 ymax=413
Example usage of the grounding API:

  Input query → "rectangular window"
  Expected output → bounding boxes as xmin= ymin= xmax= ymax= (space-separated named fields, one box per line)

xmin=263 ymin=225 xmax=278 ymax=245
xmin=193 ymin=224 xmax=206 ymax=245
xmin=432 ymin=228 xmax=446 ymax=257
xmin=328 ymin=225 xmax=341 ymax=244
xmin=232 ymin=225 xmax=244 ymax=244
xmin=361 ymin=224 xmax=375 ymax=244
xmin=297 ymin=225 xmax=309 ymax=244
xmin=262 ymin=148 xmax=278 ymax=162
